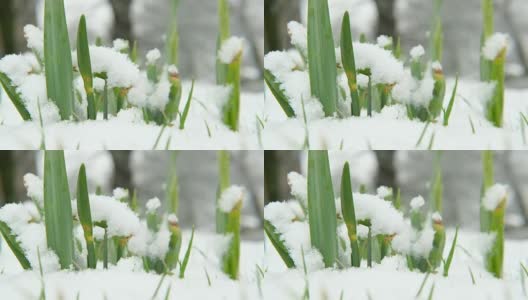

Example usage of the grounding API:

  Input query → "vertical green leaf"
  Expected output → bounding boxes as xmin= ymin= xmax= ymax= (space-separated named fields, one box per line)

xmin=216 ymin=0 xmax=230 ymax=85
xmin=44 ymin=0 xmax=74 ymax=120
xmin=480 ymin=0 xmax=494 ymax=81
xmin=166 ymin=0 xmax=180 ymax=66
xmin=76 ymin=164 xmax=96 ymax=269
xmin=307 ymin=150 xmax=337 ymax=267
xmin=340 ymin=12 xmax=360 ymax=117
xmin=480 ymin=150 xmax=494 ymax=232
xmin=179 ymin=80 xmax=195 ymax=130
xmin=307 ymin=0 xmax=338 ymax=116
xmin=340 ymin=162 xmax=360 ymax=267
xmin=443 ymin=226 xmax=458 ymax=276
xmin=0 ymin=221 xmax=32 ymax=269
xmin=77 ymin=15 xmax=96 ymax=120
xmin=0 ymin=73 xmax=31 ymax=120
xmin=165 ymin=218 xmax=182 ymax=272
xmin=264 ymin=220 xmax=295 ymax=268
xmin=166 ymin=152 xmax=179 ymax=214
xmin=216 ymin=151 xmax=230 ymax=234
xmin=442 ymin=75 xmax=458 ymax=126
xmin=44 ymin=150 xmax=74 ymax=269
xmin=429 ymin=0 xmax=443 ymax=62
xmin=222 ymin=199 xmax=241 ymax=279
xmin=223 ymin=54 xmax=241 ymax=131
xmin=431 ymin=153 xmax=443 ymax=213
xmin=179 ymin=226 xmax=195 ymax=278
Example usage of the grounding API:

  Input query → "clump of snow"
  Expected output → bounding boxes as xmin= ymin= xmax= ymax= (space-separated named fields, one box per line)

xmin=431 ymin=61 xmax=442 ymax=71
xmin=482 ymin=33 xmax=509 ymax=60
xmin=376 ymin=186 xmax=392 ymax=198
xmin=357 ymin=73 xmax=369 ymax=88
xmin=93 ymin=77 xmax=106 ymax=92
xmin=148 ymin=229 xmax=171 ymax=259
xmin=146 ymin=48 xmax=161 ymax=65
xmin=0 ymin=203 xmax=34 ymax=231
xmin=0 ymin=54 xmax=35 ymax=86
xmin=127 ymin=73 xmax=171 ymax=110
xmin=287 ymin=172 xmax=307 ymax=205
xmin=411 ymin=77 xmax=435 ymax=106
xmin=73 ymin=46 xmax=140 ymax=89
xmin=112 ymin=187 xmax=129 ymax=200
xmin=352 ymin=193 xmax=406 ymax=235
xmin=72 ymin=194 xmax=140 ymax=238
xmin=146 ymin=197 xmax=161 ymax=212
xmin=264 ymin=51 xmax=296 ymax=77
xmin=167 ymin=213 xmax=178 ymax=224
xmin=431 ymin=212 xmax=442 ymax=223
xmin=352 ymin=43 xmax=405 ymax=85
xmin=23 ymin=25 xmax=44 ymax=57
xmin=218 ymin=37 xmax=244 ymax=64
xmin=410 ymin=226 xmax=435 ymax=257
xmin=219 ymin=185 xmax=245 ymax=213
xmin=410 ymin=45 xmax=425 ymax=60
xmin=287 ymin=21 xmax=307 ymax=53
xmin=376 ymin=35 xmax=392 ymax=48
xmin=23 ymin=173 xmax=43 ymax=205
xmin=482 ymin=184 xmax=508 ymax=211
xmin=112 ymin=39 xmax=129 ymax=52
xmin=167 ymin=64 xmax=179 ymax=76
xmin=410 ymin=196 xmax=425 ymax=210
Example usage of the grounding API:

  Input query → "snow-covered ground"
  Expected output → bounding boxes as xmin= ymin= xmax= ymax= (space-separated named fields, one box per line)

xmin=0 ymin=232 xmax=264 ymax=300
xmin=0 ymin=81 xmax=265 ymax=150
xmin=262 ymin=229 xmax=528 ymax=300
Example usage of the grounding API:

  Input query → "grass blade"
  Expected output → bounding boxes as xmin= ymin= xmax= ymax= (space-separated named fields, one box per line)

xmin=179 ymin=226 xmax=195 ymax=278
xmin=443 ymin=226 xmax=458 ymax=276
xmin=76 ymin=164 xmax=96 ymax=268
xmin=216 ymin=151 xmax=230 ymax=234
xmin=216 ymin=0 xmax=230 ymax=85
xmin=340 ymin=12 xmax=360 ymax=116
xmin=77 ymin=15 xmax=96 ymax=120
xmin=480 ymin=0 xmax=494 ymax=81
xmin=166 ymin=152 xmax=179 ymax=214
xmin=307 ymin=0 xmax=338 ymax=116
xmin=43 ymin=150 xmax=74 ymax=269
xmin=480 ymin=150 xmax=494 ymax=232
xmin=264 ymin=70 xmax=295 ymax=117
xmin=179 ymin=80 xmax=195 ymax=130
xmin=222 ymin=191 xmax=242 ymax=279
xmin=429 ymin=0 xmax=443 ymax=62
xmin=0 ymin=72 xmax=31 ymax=120
xmin=165 ymin=216 xmax=182 ymax=272
xmin=264 ymin=220 xmax=295 ymax=268
xmin=222 ymin=47 xmax=242 ymax=131
xmin=307 ymin=150 xmax=337 ymax=267
xmin=44 ymin=0 xmax=74 ymax=120
xmin=0 ymin=221 xmax=31 ymax=269
xmin=340 ymin=162 xmax=360 ymax=267
xmin=166 ymin=0 xmax=180 ymax=66
xmin=442 ymin=75 xmax=458 ymax=126
xmin=431 ymin=152 xmax=443 ymax=213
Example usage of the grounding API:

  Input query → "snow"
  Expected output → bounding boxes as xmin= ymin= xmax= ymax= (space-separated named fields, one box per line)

xmin=352 ymin=43 xmax=405 ymax=85
xmin=287 ymin=21 xmax=307 ymax=53
xmin=0 ymin=54 xmax=35 ymax=86
xmin=145 ymin=197 xmax=161 ymax=212
xmin=432 ymin=211 xmax=443 ymax=222
xmin=287 ymin=172 xmax=307 ymax=205
xmin=112 ymin=39 xmax=129 ymax=52
xmin=112 ymin=187 xmax=129 ymax=200
xmin=352 ymin=193 xmax=406 ymax=236
xmin=218 ymin=37 xmax=244 ymax=64
xmin=167 ymin=213 xmax=178 ymax=224
xmin=483 ymin=33 xmax=509 ymax=60
xmin=376 ymin=186 xmax=392 ymax=199
xmin=219 ymin=185 xmax=245 ymax=213
xmin=145 ymin=48 xmax=161 ymax=65
xmin=482 ymin=184 xmax=508 ymax=211
xmin=376 ymin=35 xmax=392 ymax=48
xmin=432 ymin=61 xmax=443 ymax=71
xmin=167 ymin=64 xmax=179 ymax=75
xmin=23 ymin=25 xmax=44 ymax=58
xmin=264 ymin=51 xmax=296 ymax=77
xmin=23 ymin=173 xmax=44 ymax=205
xmin=410 ymin=45 xmax=425 ymax=60
xmin=72 ymin=194 xmax=140 ymax=238
xmin=410 ymin=195 xmax=425 ymax=210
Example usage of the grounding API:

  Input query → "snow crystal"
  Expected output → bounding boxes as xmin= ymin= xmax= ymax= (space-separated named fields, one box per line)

xmin=287 ymin=172 xmax=307 ymax=205
xmin=483 ymin=33 xmax=509 ymax=60
xmin=376 ymin=35 xmax=392 ymax=48
xmin=218 ymin=37 xmax=244 ymax=64
xmin=146 ymin=197 xmax=161 ymax=212
xmin=287 ymin=21 xmax=307 ymax=53
xmin=72 ymin=194 xmax=140 ymax=238
xmin=146 ymin=48 xmax=161 ymax=65
xmin=410 ymin=196 xmax=425 ymax=210
xmin=113 ymin=187 xmax=129 ymax=200
xmin=73 ymin=46 xmax=140 ymax=89
xmin=431 ymin=212 xmax=442 ymax=222
xmin=352 ymin=43 xmax=405 ymax=85
xmin=376 ymin=186 xmax=392 ymax=198
xmin=112 ymin=39 xmax=129 ymax=52
xmin=482 ymin=184 xmax=508 ymax=211
xmin=410 ymin=45 xmax=425 ymax=60
xmin=24 ymin=173 xmax=43 ymax=205
xmin=24 ymin=25 xmax=44 ymax=57
xmin=219 ymin=185 xmax=245 ymax=213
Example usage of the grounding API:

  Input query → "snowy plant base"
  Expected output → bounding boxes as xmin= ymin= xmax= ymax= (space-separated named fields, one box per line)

xmin=261 ymin=79 xmax=528 ymax=150
xmin=0 ymin=81 xmax=264 ymax=150
xmin=263 ymin=230 xmax=528 ymax=299
xmin=0 ymin=231 xmax=263 ymax=300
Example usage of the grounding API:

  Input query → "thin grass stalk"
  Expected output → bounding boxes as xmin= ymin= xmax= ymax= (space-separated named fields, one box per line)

xmin=223 ymin=52 xmax=241 ymax=131
xmin=443 ymin=226 xmax=458 ymax=276
xmin=307 ymin=0 xmax=338 ymax=116
xmin=486 ymin=194 xmax=506 ymax=278
xmin=0 ymin=221 xmax=31 ymax=269
xmin=165 ymin=217 xmax=182 ymax=272
xmin=179 ymin=226 xmax=195 ymax=278
xmin=216 ymin=0 xmax=230 ymax=85
xmin=340 ymin=162 xmax=360 ymax=267
xmin=264 ymin=70 xmax=295 ymax=117
xmin=430 ymin=66 xmax=446 ymax=120
xmin=367 ymin=76 xmax=372 ymax=116
xmin=216 ymin=151 xmax=230 ymax=233
xmin=367 ymin=226 xmax=372 ymax=267
xmin=340 ymin=12 xmax=360 ymax=116
xmin=431 ymin=153 xmax=443 ymax=213
xmin=166 ymin=0 xmax=180 ymax=66
xmin=44 ymin=0 xmax=74 ymax=120
xmin=486 ymin=47 xmax=506 ymax=127
xmin=76 ymin=15 xmax=96 ymax=120
xmin=43 ymin=151 xmax=74 ymax=269
xmin=264 ymin=220 xmax=295 ymax=268
xmin=76 ymin=164 xmax=96 ymax=268
xmin=429 ymin=0 xmax=443 ymax=62
xmin=480 ymin=0 xmax=494 ymax=81
xmin=480 ymin=150 xmax=494 ymax=232
xmin=0 ymin=73 xmax=31 ymax=120
xmin=166 ymin=152 xmax=179 ymax=214
xmin=429 ymin=216 xmax=446 ymax=271
xmin=442 ymin=75 xmax=458 ymax=126
xmin=103 ymin=228 xmax=108 ymax=269
xmin=179 ymin=80 xmax=195 ymax=129
xmin=222 ymin=196 xmax=242 ymax=279
xmin=307 ymin=150 xmax=337 ymax=267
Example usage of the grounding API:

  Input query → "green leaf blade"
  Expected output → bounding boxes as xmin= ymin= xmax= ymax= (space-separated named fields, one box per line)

xmin=76 ymin=163 xmax=96 ymax=268
xmin=77 ymin=15 xmax=96 ymax=120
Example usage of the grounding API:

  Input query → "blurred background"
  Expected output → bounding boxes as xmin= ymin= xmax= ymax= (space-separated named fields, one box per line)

xmin=0 ymin=0 xmax=264 ymax=90
xmin=0 ymin=151 xmax=264 ymax=239
xmin=265 ymin=150 xmax=528 ymax=238
xmin=265 ymin=0 xmax=528 ymax=87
